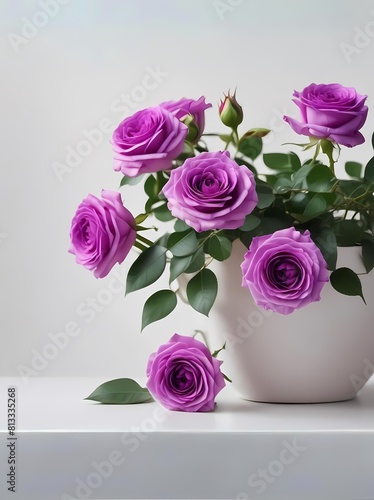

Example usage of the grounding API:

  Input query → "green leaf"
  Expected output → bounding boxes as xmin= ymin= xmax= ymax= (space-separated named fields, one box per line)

xmin=184 ymin=248 xmax=206 ymax=273
xmin=186 ymin=269 xmax=218 ymax=316
xmin=135 ymin=213 xmax=149 ymax=225
xmin=291 ymin=163 xmax=314 ymax=189
xmin=330 ymin=267 xmax=366 ymax=304
xmin=169 ymin=254 xmax=194 ymax=283
xmin=289 ymin=152 xmax=302 ymax=171
xmin=239 ymin=232 xmax=253 ymax=248
xmin=252 ymin=208 xmax=293 ymax=236
xmin=372 ymin=132 xmax=374 ymax=151
xmin=361 ymin=238 xmax=374 ymax=273
xmin=167 ymin=229 xmax=198 ymax=257
xmin=239 ymin=214 xmax=261 ymax=232
xmin=126 ymin=245 xmax=167 ymax=293
xmin=311 ymin=226 xmax=337 ymax=271
xmin=85 ymin=378 xmax=152 ymax=405
xmin=238 ymin=136 xmax=262 ymax=160
xmin=242 ymin=128 xmax=271 ymax=138
xmin=256 ymin=182 xmax=275 ymax=209
xmin=156 ymin=171 xmax=169 ymax=191
xmin=212 ymin=342 xmax=226 ymax=358
xmin=174 ymin=219 xmax=191 ymax=232
xmin=120 ymin=175 xmax=144 ymax=187
xmin=141 ymin=290 xmax=177 ymax=330
xmin=360 ymin=211 xmax=373 ymax=232
xmin=345 ymin=161 xmax=362 ymax=179
xmin=287 ymin=192 xmax=328 ymax=222
xmin=153 ymin=202 xmax=174 ymax=221
xmin=263 ymin=153 xmax=300 ymax=172
xmin=306 ymin=164 xmax=336 ymax=192
xmin=154 ymin=233 xmax=170 ymax=248
xmin=207 ymin=235 xmax=232 ymax=261
xmin=364 ymin=156 xmax=374 ymax=184
xmin=334 ymin=220 xmax=365 ymax=247
xmin=144 ymin=174 xmax=158 ymax=198
xmin=144 ymin=197 xmax=153 ymax=214
xmin=339 ymin=180 xmax=367 ymax=198
xmin=234 ymin=156 xmax=257 ymax=175
xmin=273 ymin=176 xmax=293 ymax=194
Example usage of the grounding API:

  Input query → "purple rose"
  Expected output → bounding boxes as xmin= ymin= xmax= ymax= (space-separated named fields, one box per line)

xmin=146 ymin=334 xmax=225 ymax=412
xmin=160 ymin=96 xmax=212 ymax=142
xmin=163 ymin=151 xmax=258 ymax=232
xmin=284 ymin=83 xmax=368 ymax=147
xmin=69 ymin=190 xmax=136 ymax=278
xmin=111 ymin=107 xmax=188 ymax=177
xmin=241 ymin=227 xmax=329 ymax=315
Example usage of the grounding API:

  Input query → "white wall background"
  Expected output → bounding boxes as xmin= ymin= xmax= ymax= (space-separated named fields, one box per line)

xmin=1 ymin=0 xmax=374 ymax=382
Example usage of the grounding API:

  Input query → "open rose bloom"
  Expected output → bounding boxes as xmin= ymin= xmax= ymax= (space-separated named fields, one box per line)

xmin=69 ymin=190 xmax=136 ymax=278
xmin=163 ymin=150 xmax=258 ymax=231
xmin=111 ymin=106 xmax=188 ymax=177
xmin=284 ymin=83 xmax=368 ymax=147
xmin=146 ymin=334 xmax=225 ymax=412
xmin=241 ymin=228 xmax=329 ymax=315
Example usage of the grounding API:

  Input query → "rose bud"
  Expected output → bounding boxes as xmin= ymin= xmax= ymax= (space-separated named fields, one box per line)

xmin=219 ymin=90 xmax=244 ymax=129
xmin=160 ymin=96 xmax=211 ymax=143
xmin=181 ymin=113 xmax=200 ymax=142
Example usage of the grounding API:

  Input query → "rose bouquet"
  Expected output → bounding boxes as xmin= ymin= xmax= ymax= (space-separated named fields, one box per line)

xmin=70 ymin=83 xmax=374 ymax=411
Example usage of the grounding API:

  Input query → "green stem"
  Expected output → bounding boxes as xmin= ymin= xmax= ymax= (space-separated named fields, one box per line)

xmin=232 ymin=128 xmax=239 ymax=146
xmin=203 ymin=257 xmax=214 ymax=269
xmin=134 ymin=241 xmax=147 ymax=251
xmin=224 ymin=133 xmax=233 ymax=151
xmin=320 ymin=139 xmax=336 ymax=174
xmin=312 ymin=142 xmax=320 ymax=162
xmin=136 ymin=234 xmax=153 ymax=247
xmin=232 ymin=128 xmax=240 ymax=156
xmin=326 ymin=150 xmax=335 ymax=174
xmin=352 ymin=187 xmax=372 ymax=201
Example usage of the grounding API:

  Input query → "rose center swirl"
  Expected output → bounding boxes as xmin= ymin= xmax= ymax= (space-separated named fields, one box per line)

xmin=266 ymin=254 xmax=303 ymax=290
xmin=194 ymin=172 xmax=220 ymax=195
xmin=168 ymin=363 xmax=196 ymax=394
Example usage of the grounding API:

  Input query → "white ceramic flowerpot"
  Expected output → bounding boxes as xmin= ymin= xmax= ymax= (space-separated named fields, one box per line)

xmin=208 ymin=242 xmax=374 ymax=403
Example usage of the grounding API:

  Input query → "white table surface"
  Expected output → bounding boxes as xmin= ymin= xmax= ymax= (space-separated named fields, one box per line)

xmin=1 ymin=377 xmax=374 ymax=500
